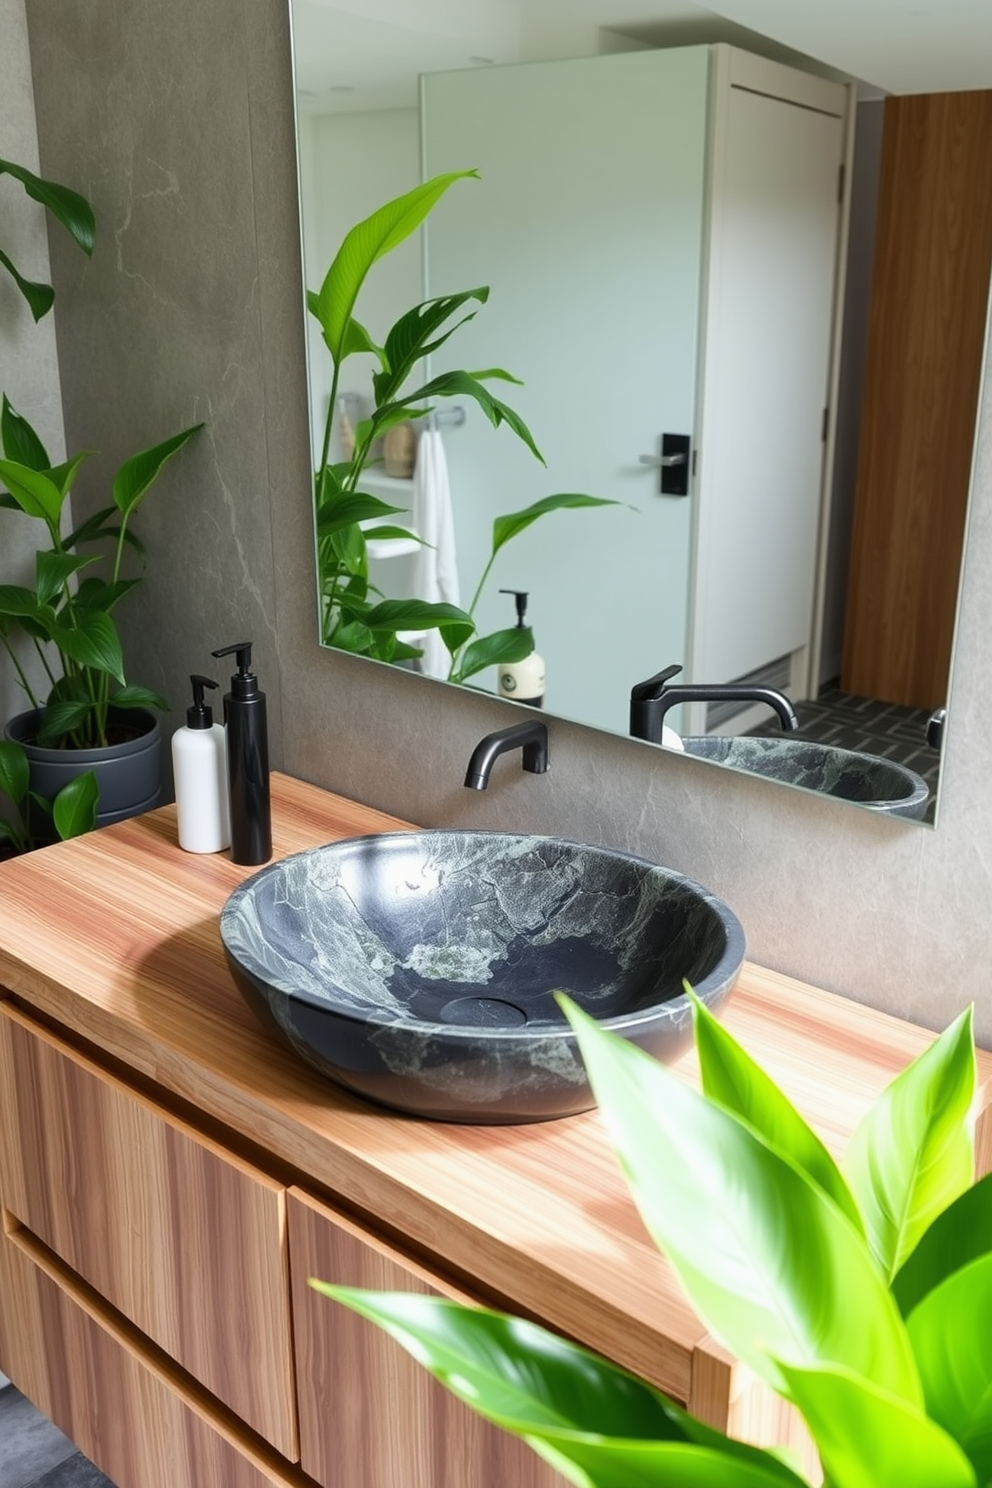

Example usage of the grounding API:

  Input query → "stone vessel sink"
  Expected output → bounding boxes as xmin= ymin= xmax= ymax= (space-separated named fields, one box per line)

xmin=220 ymin=831 xmax=745 ymax=1124
xmin=681 ymin=736 xmax=930 ymax=819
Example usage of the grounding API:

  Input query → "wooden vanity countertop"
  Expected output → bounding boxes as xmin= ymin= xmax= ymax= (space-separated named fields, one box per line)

xmin=1 ymin=772 xmax=989 ymax=1413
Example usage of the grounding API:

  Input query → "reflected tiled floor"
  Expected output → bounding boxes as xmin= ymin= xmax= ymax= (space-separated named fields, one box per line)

xmin=750 ymin=680 xmax=941 ymax=821
xmin=0 ymin=1384 xmax=117 ymax=1488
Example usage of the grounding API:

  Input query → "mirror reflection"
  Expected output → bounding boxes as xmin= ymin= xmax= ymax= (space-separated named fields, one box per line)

xmin=292 ymin=0 xmax=992 ymax=825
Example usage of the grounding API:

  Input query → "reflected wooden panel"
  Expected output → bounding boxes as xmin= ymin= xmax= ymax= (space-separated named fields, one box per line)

xmin=843 ymin=89 xmax=992 ymax=708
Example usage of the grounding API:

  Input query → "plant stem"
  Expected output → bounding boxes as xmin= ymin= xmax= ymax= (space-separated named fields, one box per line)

xmin=1 ymin=635 xmax=41 ymax=709
xmin=446 ymin=549 xmax=498 ymax=680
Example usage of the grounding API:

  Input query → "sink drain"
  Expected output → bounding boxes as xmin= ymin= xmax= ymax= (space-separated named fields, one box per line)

xmin=438 ymin=997 xmax=528 ymax=1028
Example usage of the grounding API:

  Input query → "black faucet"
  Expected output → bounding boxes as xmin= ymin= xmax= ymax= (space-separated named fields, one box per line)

xmin=464 ymin=720 xmax=550 ymax=790
xmin=630 ymin=664 xmax=800 ymax=744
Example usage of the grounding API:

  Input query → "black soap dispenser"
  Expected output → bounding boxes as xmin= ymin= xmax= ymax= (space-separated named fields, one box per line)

xmin=211 ymin=640 xmax=272 ymax=866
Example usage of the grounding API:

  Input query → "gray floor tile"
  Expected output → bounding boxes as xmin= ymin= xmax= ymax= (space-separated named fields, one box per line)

xmin=28 ymin=1453 xmax=116 ymax=1488
xmin=0 ymin=1388 xmax=75 ymax=1488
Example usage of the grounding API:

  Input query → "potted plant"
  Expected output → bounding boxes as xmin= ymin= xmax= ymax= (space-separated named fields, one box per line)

xmin=0 ymin=157 xmax=202 ymax=833
xmin=0 ymin=738 xmax=96 ymax=859
xmin=0 ymin=400 xmax=202 ymax=829
xmin=316 ymin=995 xmax=990 ymax=1488
xmin=309 ymin=172 xmax=620 ymax=684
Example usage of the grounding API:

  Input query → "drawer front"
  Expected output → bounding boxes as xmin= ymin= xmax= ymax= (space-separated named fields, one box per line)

xmin=0 ymin=1220 xmax=302 ymax=1488
xmin=288 ymin=1187 xmax=569 ymax=1488
xmin=0 ymin=1005 xmax=297 ymax=1458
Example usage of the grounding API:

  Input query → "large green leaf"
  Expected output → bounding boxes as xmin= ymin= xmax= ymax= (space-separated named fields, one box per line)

xmin=691 ymin=994 xmax=863 ymax=1232
xmin=1 ymin=396 xmax=51 ymax=469
xmin=0 ymin=458 xmax=65 ymax=526
xmin=315 ymin=171 xmax=477 ymax=361
xmin=492 ymin=494 xmax=622 ymax=557
xmin=363 ymin=599 xmax=474 ymax=646
xmin=73 ymin=577 xmax=141 ymax=614
xmin=0 ymin=584 xmax=44 ymax=619
xmin=373 ymin=288 xmax=489 ymax=405
xmin=843 ymin=1005 xmax=975 ymax=1280
xmin=326 ymin=616 xmax=375 ymax=654
xmin=36 ymin=552 xmax=98 ymax=608
xmin=111 ymin=423 xmax=204 ymax=518
xmin=109 ymin=685 xmax=167 ymax=712
xmin=314 ymin=1288 xmax=808 ymax=1488
xmin=892 ymin=1172 xmax=992 ymax=1317
xmin=400 ymin=369 xmax=543 ymax=462
xmin=905 ymin=1253 xmax=992 ymax=1482
xmin=777 ymin=1359 xmax=976 ymax=1488
xmin=0 ymin=158 xmax=96 ymax=254
xmin=522 ymin=1438 xmax=807 ymax=1488
xmin=563 ymin=1002 xmax=923 ymax=1407
xmin=51 ymin=770 xmax=99 ymax=841
xmin=328 ymin=520 xmax=368 ymax=578
xmin=449 ymin=626 xmax=534 ymax=683
xmin=315 ymin=491 xmax=406 ymax=541
xmin=50 ymin=610 xmax=124 ymax=683
xmin=34 ymin=697 xmax=92 ymax=744
xmin=0 ymin=740 xmax=29 ymax=806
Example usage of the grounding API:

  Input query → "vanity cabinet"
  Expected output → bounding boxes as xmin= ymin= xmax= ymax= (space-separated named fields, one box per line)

xmin=0 ymin=1004 xmax=297 ymax=1459
xmin=0 ymin=774 xmax=990 ymax=1488
xmin=0 ymin=1221 xmax=292 ymax=1488
xmin=288 ymin=1188 xmax=562 ymax=1488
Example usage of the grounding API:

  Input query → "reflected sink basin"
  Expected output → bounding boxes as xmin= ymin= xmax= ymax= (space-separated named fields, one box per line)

xmin=219 ymin=831 xmax=745 ymax=1124
xmin=680 ymin=736 xmax=929 ymax=818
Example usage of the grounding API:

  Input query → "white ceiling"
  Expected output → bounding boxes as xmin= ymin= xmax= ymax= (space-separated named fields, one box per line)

xmin=292 ymin=0 xmax=992 ymax=114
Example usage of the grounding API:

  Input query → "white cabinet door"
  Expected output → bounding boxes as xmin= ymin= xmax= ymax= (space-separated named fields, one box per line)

xmin=422 ymin=48 xmax=710 ymax=736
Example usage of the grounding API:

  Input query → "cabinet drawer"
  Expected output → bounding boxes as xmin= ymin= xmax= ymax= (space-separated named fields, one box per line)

xmin=0 ymin=1220 xmax=303 ymax=1488
xmin=0 ymin=1005 xmax=297 ymax=1458
xmin=288 ymin=1187 xmax=568 ymax=1488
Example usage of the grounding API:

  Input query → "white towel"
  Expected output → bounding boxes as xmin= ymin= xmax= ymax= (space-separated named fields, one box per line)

xmin=409 ymin=428 xmax=460 ymax=680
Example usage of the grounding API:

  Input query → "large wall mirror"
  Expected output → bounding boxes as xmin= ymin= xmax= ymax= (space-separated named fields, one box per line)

xmin=290 ymin=0 xmax=992 ymax=827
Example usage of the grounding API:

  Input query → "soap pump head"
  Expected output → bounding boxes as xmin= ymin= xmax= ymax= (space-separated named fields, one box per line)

xmin=211 ymin=640 xmax=259 ymax=699
xmin=186 ymin=674 xmax=219 ymax=729
xmin=500 ymin=589 xmax=530 ymax=629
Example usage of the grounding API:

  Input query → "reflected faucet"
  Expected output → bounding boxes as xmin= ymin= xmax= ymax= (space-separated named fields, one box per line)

xmin=630 ymin=664 xmax=800 ymax=744
xmin=464 ymin=720 xmax=550 ymax=790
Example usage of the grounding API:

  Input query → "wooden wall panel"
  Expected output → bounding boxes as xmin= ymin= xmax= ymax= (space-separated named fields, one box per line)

xmin=0 ymin=1005 xmax=298 ymax=1459
xmin=288 ymin=1187 xmax=569 ymax=1488
xmin=843 ymin=90 xmax=992 ymax=707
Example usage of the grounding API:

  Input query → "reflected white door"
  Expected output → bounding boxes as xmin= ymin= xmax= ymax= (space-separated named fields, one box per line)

xmin=691 ymin=55 xmax=846 ymax=691
xmin=422 ymin=47 xmax=710 ymax=736
xmin=422 ymin=47 xmax=846 ymax=736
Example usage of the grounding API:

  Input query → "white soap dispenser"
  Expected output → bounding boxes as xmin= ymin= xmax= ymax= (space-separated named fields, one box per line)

xmin=496 ymin=590 xmax=546 ymax=707
xmin=172 ymin=674 xmax=231 ymax=853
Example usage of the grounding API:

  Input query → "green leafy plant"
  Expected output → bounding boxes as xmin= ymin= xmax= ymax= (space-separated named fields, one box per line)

xmin=0 ymin=397 xmax=203 ymax=748
xmin=0 ymin=157 xmax=96 ymax=320
xmin=308 ymin=173 xmax=618 ymax=682
xmin=0 ymin=738 xmax=97 ymax=855
xmin=314 ymin=996 xmax=990 ymax=1488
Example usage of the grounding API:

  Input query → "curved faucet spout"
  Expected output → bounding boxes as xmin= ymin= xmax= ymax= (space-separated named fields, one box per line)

xmin=464 ymin=720 xmax=550 ymax=791
xmin=630 ymin=665 xmax=799 ymax=745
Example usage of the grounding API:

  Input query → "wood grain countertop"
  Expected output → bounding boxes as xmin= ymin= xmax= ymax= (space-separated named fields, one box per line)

xmin=1 ymin=772 xmax=989 ymax=1415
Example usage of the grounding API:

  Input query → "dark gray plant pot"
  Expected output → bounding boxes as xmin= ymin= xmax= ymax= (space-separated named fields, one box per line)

xmin=4 ymin=707 xmax=163 ymax=834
